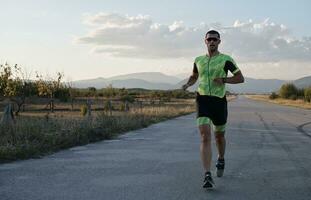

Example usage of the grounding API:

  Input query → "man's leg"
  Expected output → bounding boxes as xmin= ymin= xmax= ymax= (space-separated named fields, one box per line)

xmin=215 ymin=131 xmax=226 ymax=159
xmin=214 ymin=125 xmax=226 ymax=177
xmin=197 ymin=117 xmax=215 ymax=188
xmin=199 ymin=124 xmax=212 ymax=172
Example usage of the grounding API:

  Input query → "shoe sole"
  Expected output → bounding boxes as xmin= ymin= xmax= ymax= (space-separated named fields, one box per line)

xmin=204 ymin=186 xmax=214 ymax=190
xmin=203 ymin=183 xmax=213 ymax=188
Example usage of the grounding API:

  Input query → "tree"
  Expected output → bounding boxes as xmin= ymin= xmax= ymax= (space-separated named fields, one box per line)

xmin=0 ymin=63 xmax=19 ymax=125
xmin=36 ymin=72 xmax=65 ymax=112
xmin=304 ymin=87 xmax=311 ymax=102
xmin=0 ymin=63 xmax=15 ymax=99
xmin=102 ymin=84 xmax=117 ymax=98
xmin=279 ymin=83 xmax=298 ymax=99
xmin=0 ymin=63 xmax=34 ymax=116
xmin=88 ymin=87 xmax=96 ymax=95
xmin=119 ymin=89 xmax=135 ymax=111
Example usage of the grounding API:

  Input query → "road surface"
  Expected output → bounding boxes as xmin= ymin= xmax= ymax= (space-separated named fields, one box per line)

xmin=1 ymin=96 xmax=311 ymax=200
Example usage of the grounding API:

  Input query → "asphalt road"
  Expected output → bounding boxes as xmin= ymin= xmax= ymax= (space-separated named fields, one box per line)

xmin=1 ymin=96 xmax=311 ymax=200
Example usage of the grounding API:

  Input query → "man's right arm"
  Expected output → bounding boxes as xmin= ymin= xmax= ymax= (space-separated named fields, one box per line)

xmin=182 ymin=63 xmax=199 ymax=90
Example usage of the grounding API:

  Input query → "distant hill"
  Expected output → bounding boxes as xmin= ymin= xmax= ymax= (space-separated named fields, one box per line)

xmin=174 ymin=77 xmax=286 ymax=93
xmin=293 ymin=76 xmax=311 ymax=88
xmin=229 ymin=77 xmax=286 ymax=94
xmin=174 ymin=79 xmax=197 ymax=91
xmin=72 ymin=72 xmax=179 ymax=89
xmin=174 ymin=73 xmax=189 ymax=80
xmin=106 ymin=79 xmax=172 ymax=90
xmin=72 ymin=77 xmax=107 ymax=88
xmin=72 ymin=72 xmax=310 ymax=93
xmin=106 ymin=72 xmax=181 ymax=84
xmin=72 ymin=78 xmax=173 ymax=90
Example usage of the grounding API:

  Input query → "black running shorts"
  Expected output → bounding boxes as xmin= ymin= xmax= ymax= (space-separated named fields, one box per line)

xmin=196 ymin=92 xmax=228 ymax=126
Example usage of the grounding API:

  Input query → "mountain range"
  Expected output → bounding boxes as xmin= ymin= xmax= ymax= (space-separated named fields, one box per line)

xmin=72 ymin=72 xmax=311 ymax=94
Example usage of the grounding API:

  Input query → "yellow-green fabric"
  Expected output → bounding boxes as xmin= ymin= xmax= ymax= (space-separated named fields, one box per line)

xmin=197 ymin=117 xmax=226 ymax=132
xmin=195 ymin=53 xmax=240 ymax=98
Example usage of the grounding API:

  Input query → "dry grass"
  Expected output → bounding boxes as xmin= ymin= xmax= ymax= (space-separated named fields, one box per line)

xmin=246 ymin=95 xmax=311 ymax=109
xmin=227 ymin=95 xmax=236 ymax=101
xmin=0 ymin=100 xmax=195 ymax=163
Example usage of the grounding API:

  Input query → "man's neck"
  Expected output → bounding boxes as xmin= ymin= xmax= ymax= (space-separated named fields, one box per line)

xmin=207 ymin=50 xmax=219 ymax=57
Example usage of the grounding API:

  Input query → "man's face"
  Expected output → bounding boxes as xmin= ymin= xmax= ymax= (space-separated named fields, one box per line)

xmin=205 ymin=33 xmax=221 ymax=52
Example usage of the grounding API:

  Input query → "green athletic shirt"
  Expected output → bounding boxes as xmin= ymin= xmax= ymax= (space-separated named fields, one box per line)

xmin=193 ymin=53 xmax=240 ymax=98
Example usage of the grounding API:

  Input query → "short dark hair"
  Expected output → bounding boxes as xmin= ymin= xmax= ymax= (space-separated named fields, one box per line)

xmin=205 ymin=30 xmax=220 ymax=38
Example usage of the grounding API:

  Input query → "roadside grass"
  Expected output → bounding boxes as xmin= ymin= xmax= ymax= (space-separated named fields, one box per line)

xmin=246 ymin=95 xmax=311 ymax=109
xmin=0 ymin=102 xmax=195 ymax=163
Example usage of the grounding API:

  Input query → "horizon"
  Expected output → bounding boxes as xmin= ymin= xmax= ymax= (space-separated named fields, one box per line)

xmin=73 ymin=71 xmax=308 ymax=82
xmin=1 ymin=0 xmax=310 ymax=81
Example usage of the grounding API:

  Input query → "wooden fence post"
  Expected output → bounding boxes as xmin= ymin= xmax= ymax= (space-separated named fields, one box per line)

xmin=86 ymin=99 xmax=92 ymax=118
xmin=0 ymin=103 xmax=15 ymax=126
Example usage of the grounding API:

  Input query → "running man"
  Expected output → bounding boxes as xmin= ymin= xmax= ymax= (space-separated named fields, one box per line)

xmin=182 ymin=30 xmax=244 ymax=188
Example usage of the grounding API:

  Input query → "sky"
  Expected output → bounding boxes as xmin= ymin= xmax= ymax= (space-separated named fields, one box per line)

xmin=0 ymin=0 xmax=311 ymax=81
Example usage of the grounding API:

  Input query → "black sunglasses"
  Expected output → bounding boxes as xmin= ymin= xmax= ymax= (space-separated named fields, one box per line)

xmin=206 ymin=37 xmax=219 ymax=42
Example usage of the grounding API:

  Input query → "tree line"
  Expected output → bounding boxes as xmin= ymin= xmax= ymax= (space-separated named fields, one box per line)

xmin=0 ymin=63 xmax=194 ymax=116
xmin=270 ymin=83 xmax=311 ymax=102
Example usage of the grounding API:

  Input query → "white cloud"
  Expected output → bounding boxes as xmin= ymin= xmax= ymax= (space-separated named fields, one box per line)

xmin=75 ymin=13 xmax=311 ymax=65
xmin=75 ymin=12 xmax=204 ymax=59
xmin=239 ymin=61 xmax=311 ymax=80
xmin=221 ymin=19 xmax=311 ymax=62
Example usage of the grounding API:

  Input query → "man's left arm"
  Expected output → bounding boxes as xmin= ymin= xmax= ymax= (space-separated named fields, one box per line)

xmin=223 ymin=71 xmax=244 ymax=84
xmin=213 ymin=60 xmax=244 ymax=85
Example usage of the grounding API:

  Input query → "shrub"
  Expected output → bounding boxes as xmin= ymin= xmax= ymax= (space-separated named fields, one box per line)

xmin=104 ymin=100 xmax=113 ymax=112
xmin=55 ymin=87 xmax=70 ymax=102
xmin=297 ymin=88 xmax=305 ymax=99
xmin=120 ymin=103 xmax=126 ymax=111
xmin=304 ymin=87 xmax=311 ymax=102
xmin=120 ymin=95 xmax=135 ymax=103
xmin=279 ymin=83 xmax=298 ymax=99
xmin=289 ymin=95 xmax=297 ymax=100
xmin=80 ymin=105 xmax=87 ymax=116
xmin=269 ymin=92 xmax=278 ymax=99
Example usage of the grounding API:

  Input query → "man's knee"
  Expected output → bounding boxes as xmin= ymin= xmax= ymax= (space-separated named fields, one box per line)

xmin=199 ymin=125 xmax=211 ymax=143
xmin=215 ymin=133 xmax=225 ymax=142
xmin=201 ymin=133 xmax=212 ymax=143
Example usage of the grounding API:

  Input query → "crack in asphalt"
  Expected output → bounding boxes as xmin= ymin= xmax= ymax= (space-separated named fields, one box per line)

xmin=255 ymin=112 xmax=311 ymax=190
xmin=297 ymin=122 xmax=311 ymax=138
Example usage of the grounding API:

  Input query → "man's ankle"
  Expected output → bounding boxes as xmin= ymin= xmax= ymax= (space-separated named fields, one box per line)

xmin=205 ymin=171 xmax=211 ymax=176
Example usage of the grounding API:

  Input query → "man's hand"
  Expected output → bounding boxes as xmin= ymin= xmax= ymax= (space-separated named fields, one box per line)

xmin=182 ymin=83 xmax=189 ymax=91
xmin=213 ymin=77 xmax=225 ymax=85
xmin=182 ymin=73 xmax=198 ymax=90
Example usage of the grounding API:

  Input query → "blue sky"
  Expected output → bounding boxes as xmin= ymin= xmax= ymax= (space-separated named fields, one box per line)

xmin=1 ymin=0 xmax=310 ymax=81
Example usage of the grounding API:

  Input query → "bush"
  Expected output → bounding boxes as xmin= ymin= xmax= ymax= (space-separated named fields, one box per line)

xmin=279 ymin=83 xmax=298 ymax=99
xmin=104 ymin=100 xmax=113 ymax=112
xmin=289 ymin=95 xmax=297 ymax=100
xmin=120 ymin=95 xmax=135 ymax=103
xmin=55 ymin=87 xmax=70 ymax=102
xmin=120 ymin=103 xmax=126 ymax=111
xmin=171 ymin=90 xmax=191 ymax=98
xmin=0 ymin=100 xmax=196 ymax=162
xmin=269 ymin=92 xmax=278 ymax=99
xmin=304 ymin=87 xmax=311 ymax=102
xmin=80 ymin=105 xmax=87 ymax=116
xmin=297 ymin=88 xmax=305 ymax=99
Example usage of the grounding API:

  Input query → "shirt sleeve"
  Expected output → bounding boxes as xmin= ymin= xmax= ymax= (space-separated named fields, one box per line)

xmin=224 ymin=60 xmax=240 ymax=75
xmin=193 ymin=63 xmax=198 ymax=73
